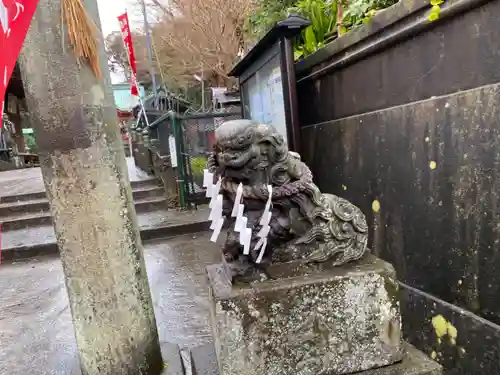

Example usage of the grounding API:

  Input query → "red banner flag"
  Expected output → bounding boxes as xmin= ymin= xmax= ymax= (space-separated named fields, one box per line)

xmin=0 ymin=0 xmax=40 ymax=125
xmin=117 ymin=12 xmax=139 ymax=97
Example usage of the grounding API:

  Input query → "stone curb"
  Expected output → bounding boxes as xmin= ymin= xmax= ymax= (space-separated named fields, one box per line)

xmin=188 ymin=342 xmax=442 ymax=375
xmin=161 ymin=342 xmax=185 ymax=375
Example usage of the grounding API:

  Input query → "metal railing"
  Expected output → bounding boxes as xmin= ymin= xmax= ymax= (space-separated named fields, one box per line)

xmin=145 ymin=110 xmax=241 ymax=209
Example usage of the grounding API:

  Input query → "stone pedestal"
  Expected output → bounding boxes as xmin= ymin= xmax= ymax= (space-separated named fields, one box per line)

xmin=207 ymin=256 xmax=404 ymax=375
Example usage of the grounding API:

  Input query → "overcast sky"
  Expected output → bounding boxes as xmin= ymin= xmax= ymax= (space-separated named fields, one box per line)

xmin=97 ymin=0 xmax=142 ymax=83
xmin=97 ymin=0 xmax=140 ymax=37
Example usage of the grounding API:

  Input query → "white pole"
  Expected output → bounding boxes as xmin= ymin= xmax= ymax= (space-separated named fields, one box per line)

xmin=140 ymin=0 xmax=158 ymax=95
xmin=201 ymin=64 xmax=205 ymax=112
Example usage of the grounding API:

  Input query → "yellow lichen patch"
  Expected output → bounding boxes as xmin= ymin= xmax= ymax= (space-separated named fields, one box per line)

xmin=342 ymin=185 xmax=348 ymax=191
xmin=431 ymin=314 xmax=458 ymax=345
xmin=432 ymin=315 xmax=448 ymax=338
xmin=431 ymin=351 xmax=437 ymax=360
xmin=372 ymin=200 xmax=381 ymax=213
xmin=458 ymin=279 xmax=463 ymax=285
xmin=429 ymin=161 xmax=437 ymax=170
xmin=448 ymin=324 xmax=458 ymax=345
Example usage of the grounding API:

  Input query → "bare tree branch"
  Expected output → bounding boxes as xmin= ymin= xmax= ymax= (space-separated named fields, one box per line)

xmin=132 ymin=0 xmax=257 ymax=88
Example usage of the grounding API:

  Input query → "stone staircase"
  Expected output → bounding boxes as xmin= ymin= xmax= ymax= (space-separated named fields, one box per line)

xmin=0 ymin=177 xmax=211 ymax=262
xmin=0 ymin=159 xmax=17 ymax=171
xmin=0 ymin=179 xmax=167 ymax=231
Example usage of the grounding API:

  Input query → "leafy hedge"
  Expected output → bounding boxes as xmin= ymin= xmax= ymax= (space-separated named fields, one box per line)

xmin=247 ymin=0 xmax=442 ymax=60
xmin=190 ymin=156 xmax=208 ymax=179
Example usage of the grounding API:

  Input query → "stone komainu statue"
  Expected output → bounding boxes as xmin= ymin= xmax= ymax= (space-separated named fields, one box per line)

xmin=208 ymin=120 xmax=368 ymax=280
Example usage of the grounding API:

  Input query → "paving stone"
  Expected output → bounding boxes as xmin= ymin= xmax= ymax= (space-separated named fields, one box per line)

xmin=0 ymin=232 xmax=223 ymax=375
xmin=190 ymin=343 xmax=219 ymax=375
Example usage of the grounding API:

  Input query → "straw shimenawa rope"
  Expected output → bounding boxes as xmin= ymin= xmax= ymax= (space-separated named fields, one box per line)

xmin=61 ymin=0 xmax=102 ymax=79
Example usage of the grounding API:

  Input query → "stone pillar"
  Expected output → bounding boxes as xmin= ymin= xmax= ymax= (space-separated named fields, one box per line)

xmin=19 ymin=1 xmax=163 ymax=374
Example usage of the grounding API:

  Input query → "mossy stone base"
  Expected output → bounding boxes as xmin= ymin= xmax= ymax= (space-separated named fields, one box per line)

xmin=207 ymin=255 xmax=404 ymax=375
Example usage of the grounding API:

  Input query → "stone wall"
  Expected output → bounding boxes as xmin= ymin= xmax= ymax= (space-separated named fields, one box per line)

xmin=295 ymin=0 xmax=500 ymax=373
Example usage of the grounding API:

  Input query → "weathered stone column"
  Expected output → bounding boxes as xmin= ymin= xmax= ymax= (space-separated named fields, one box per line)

xmin=19 ymin=1 xmax=163 ymax=374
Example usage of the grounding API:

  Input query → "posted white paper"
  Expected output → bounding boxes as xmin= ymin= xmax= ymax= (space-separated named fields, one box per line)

xmin=169 ymin=136 xmax=178 ymax=167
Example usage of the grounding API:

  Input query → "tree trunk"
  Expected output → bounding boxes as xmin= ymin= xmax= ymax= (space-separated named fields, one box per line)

xmin=19 ymin=1 xmax=163 ymax=374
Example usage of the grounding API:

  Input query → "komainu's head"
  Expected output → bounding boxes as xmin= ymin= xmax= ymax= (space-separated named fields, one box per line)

xmin=213 ymin=120 xmax=289 ymax=184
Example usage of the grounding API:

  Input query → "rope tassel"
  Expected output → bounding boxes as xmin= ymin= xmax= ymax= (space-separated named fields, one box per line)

xmin=61 ymin=0 xmax=101 ymax=79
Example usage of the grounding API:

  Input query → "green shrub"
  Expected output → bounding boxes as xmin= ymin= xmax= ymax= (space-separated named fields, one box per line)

xmin=248 ymin=0 xmax=400 ymax=60
xmin=190 ymin=156 xmax=208 ymax=178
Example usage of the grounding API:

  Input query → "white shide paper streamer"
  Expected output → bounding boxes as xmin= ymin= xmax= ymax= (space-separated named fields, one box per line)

xmin=254 ymin=185 xmax=273 ymax=263
xmin=234 ymin=203 xmax=245 ymax=232
xmin=259 ymin=185 xmax=273 ymax=225
xmin=209 ymin=178 xmax=222 ymax=208
xmin=235 ymin=216 xmax=247 ymax=233
xmin=242 ymin=228 xmax=252 ymax=255
xmin=256 ymin=239 xmax=268 ymax=263
xmin=209 ymin=194 xmax=223 ymax=230
xmin=205 ymin=171 xmax=224 ymax=242
xmin=231 ymin=183 xmax=243 ymax=217
xmin=206 ymin=180 xmax=273 ymax=261
xmin=210 ymin=217 xmax=225 ymax=243
xmin=203 ymin=169 xmax=214 ymax=198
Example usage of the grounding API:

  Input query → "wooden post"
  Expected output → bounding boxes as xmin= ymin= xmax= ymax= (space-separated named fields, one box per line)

xmin=19 ymin=0 xmax=163 ymax=374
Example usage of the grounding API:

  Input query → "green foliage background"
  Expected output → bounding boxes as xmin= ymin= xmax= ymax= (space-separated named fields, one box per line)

xmin=247 ymin=0 xmax=440 ymax=60
xmin=190 ymin=156 xmax=208 ymax=178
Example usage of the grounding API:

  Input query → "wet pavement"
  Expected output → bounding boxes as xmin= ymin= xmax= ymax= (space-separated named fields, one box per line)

xmin=0 ymin=157 xmax=151 ymax=198
xmin=0 ymin=232 xmax=223 ymax=375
